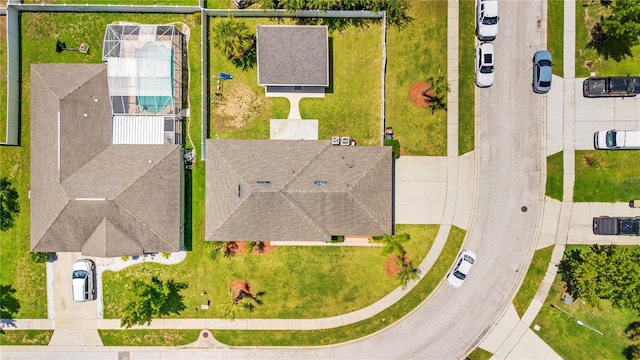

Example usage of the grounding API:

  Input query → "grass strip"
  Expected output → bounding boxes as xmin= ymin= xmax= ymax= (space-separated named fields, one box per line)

xmin=458 ymin=0 xmax=475 ymax=156
xmin=512 ymin=246 xmax=554 ymax=318
xmin=466 ymin=347 xmax=493 ymax=360
xmin=211 ymin=226 xmax=466 ymax=346
xmin=547 ymin=0 xmax=564 ymax=77
xmin=545 ymin=151 xmax=563 ymax=201
xmin=0 ymin=330 xmax=53 ymax=345
xmin=99 ymin=329 xmax=202 ymax=346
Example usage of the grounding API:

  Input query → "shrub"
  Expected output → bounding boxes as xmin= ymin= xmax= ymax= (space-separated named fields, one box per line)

xmin=384 ymin=139 xmax=400 ymax=159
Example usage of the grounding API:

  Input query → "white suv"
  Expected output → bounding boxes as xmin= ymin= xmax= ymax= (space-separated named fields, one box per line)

xmin=475 ymin=42 xmax=495 ymax=88
xmin=476 ymin=0 xmax=499 ymax=41
xmin=72 ymin=259 xmax=95 ymax=302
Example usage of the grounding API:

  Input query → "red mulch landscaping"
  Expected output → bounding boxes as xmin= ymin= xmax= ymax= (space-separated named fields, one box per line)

xmin=409 ymin=82 xmax=434 ymax=108
xmin=229 ymin=279 xmax=253 ymax=301
xmin=230 ymin=241 xmax=276 ymax=255
xmin=385 ymin=254 xmax=409 ymax=277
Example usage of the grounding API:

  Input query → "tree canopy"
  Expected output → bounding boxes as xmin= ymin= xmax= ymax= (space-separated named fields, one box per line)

xmin=120 ymin=277 xmax=187 ymax=328
xmin=0 ymin=177 xmax=20 ymax=232
xmin=559 ymin=245 xmax=640 ymax=312
xmin=210 ymin=17 xmax=256 ymax=69
xmin=600 ymin=0 xmax=640 ymax=47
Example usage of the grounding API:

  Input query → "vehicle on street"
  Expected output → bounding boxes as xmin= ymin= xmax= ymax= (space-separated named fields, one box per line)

xmin=476 ymin=0 xmax=499 ymax=41
xmin=475 ymin=42 xmax=495 ymax=88
xmin=72 ymin=259 xmax=96 ymax=302
xmin=583 ymin=76 xmax=640 ymax=98
xmin=447 ymin=249 xmax=477 ymax=288
xmin=532 ymin=50 xmax=552 ymax=94
xmin=592 ymin=216 xmax=640 ymax=236
xmin=594 ymin=129 xmax=640 ymax=150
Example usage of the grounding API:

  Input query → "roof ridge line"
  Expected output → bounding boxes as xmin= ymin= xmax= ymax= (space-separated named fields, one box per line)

xmin=281 ymin=142 xmax=330 ymax=191
xmin=112 ymin=199 xmax=179 ymax=251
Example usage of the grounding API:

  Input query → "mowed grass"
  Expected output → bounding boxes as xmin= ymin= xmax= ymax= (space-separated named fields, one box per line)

xmin=103 ymin=224 xmax=438 ymax=320
xmin=575 ymin=0 xmax=640 ymax=78
xmin=573 ymin=150 xmax=640 ymax=202
xmin=458 ymin=0 xmax=475 ymax=155
xmin=0 ymin=330 xmax=53 ymax=345
xmin=212 ymin=225 xmax=466 ymax=346
xmin=385 ymin=0 xmax=448 ymax=156
xmin=0 ymin=12 xmax=202 ymax=320
xmin=546 ymin=151 xmax=563 ymax=201
xmin=0 ymin=16 xmax=6 ymax=141
xmin=99 ymin=329 xmax=201 ymax=346
xmin=466 ymin=347 xmax=493 ymax=360
xmin=512 ymin=245 xmax=553 ymax=318
xmin=21 ymin=0 xmax=200 ymax=4
xmin=547 ymin=0 xmax=564 ymax=77
xmin=531 ymin=246 xmax=638 ymax=360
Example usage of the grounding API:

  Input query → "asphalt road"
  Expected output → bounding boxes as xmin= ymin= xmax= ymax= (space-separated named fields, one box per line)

xmin=1 ymin=1 xmax=545 ymax=359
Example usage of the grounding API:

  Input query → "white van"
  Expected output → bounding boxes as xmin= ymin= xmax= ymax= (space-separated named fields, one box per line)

xmin=72 ymin=259 xmax=95 ymax=302
xmin=594 ymin=130 xmax=640 ymax=150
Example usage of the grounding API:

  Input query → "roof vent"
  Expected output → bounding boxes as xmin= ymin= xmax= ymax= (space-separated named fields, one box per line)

xmin=257 ymin=181 xmax=270 ymax=186
xmin=314 ymin=180 xmax=327 ymax=186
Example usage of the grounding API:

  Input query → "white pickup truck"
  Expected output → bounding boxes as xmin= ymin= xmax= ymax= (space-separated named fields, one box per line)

xmin=594 ymin=130 xmax=640 ymax=150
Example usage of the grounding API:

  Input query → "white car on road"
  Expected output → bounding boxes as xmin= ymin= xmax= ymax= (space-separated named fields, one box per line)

xmin=476 ymin=0 xmax=499 ymax=41
xmin=475 ymin=42 xmax=495 ymax=88
xmin=447 ymin=249 xmax=477 ymax=288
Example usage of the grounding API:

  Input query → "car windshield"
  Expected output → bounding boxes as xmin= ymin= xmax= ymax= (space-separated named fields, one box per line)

xmin=538 ymin=59 xmax=552 ymax=67
xmin=606 ymin=131 xmax=617 ymax=147
xmin=453 ymin=270 xmax=467 ymax=280
xmin=463 ymin=254 xmax=475 ymax=264
xmin=480 ymin=65 xmax=494 ymax=74
xmin=540 ymin=81 xmax=551 ymax=87
xmin=483 ymin=16 xmax=498 ymax=25
xmin=73 ymin=270 xmax=87 ymax=279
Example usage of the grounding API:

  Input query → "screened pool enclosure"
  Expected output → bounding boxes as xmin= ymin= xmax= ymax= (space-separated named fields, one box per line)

xmin=102 ymin=24 xmax=184 ymax=117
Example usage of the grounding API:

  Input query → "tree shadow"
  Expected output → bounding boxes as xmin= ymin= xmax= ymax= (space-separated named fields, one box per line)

xmin=586 ymin=27 xmax=634 ymax=61
xmin=231 ymin=38 xmax=257 ymax=71
xmin=159 ymin=279 xmax=188 ymax=317
xmin=622 ymin=344 xmax=640 ymax=360
xmin=0 ymin=284 xmax=21 ymax=329
xmin=0 ymin=177 xmax=20 ymax=232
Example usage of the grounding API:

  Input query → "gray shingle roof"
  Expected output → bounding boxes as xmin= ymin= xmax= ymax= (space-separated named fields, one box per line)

xmin=30 ymin=64 xmax=182 ymax=257
xmin=205 ymin=140 xmax=392 ymax=242
xmin=256 ymin=25 xmax=329 ymax=86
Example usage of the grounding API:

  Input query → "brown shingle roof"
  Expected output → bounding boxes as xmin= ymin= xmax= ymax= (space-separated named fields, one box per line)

xmin=256 ymin=25 xmax=329 ymax=86
xmin=30 ymin=64 xmax=182 ymax=257
xmin=205 ymin=140 xmax=392 ymax=242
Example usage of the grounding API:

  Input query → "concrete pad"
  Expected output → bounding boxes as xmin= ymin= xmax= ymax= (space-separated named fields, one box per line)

xmin=546 ymin=76 xmax=564 ymax=155
xmin=574 ymin=79 xmax=615 ymax=121
xmin=265 ymin=85 xmax=325 ymax=120
xmin=574 ymin=121 xmax=608 ymax=150
xmin=52 ymin=253 xmax=99 ymax=321
xmin=269 ymin=119 xmax=318 ymax=140
xmin=614 ymin=120 xmax=640 ymax=130
xmin=505 ymin=328 xmax=562 ymax=360
xmin=49 ymin=329 xmax=103 ymax=346
xmin=452 ymin=152 xmax=474 ymax=230
xmin=479 ymin=305 xmax=520 ymax=354
xmin=538 ymin=198 xmax=560 ymax=249
xmin=394 ymin=156 xmax=448 ymax=224
xmin=614 ymin=96 xmax=640 ymax=121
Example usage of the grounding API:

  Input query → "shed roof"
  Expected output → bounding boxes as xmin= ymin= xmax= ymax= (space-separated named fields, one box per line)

xmin=205 ymin=140 xmax=392 ymax=242
xmin=256 ymin=25 xmax=329 ymax=87
xmin=30 ymin=64 xmax=182 ymax=257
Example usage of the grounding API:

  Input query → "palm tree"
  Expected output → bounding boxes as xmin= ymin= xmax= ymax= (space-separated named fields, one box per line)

xmin=422 ymin=69 xmax=450 ymax=114
xmin=211 ymin=17 xmax=255 ymax=61
xmin=241 ymin=290 xmax=265 ymax=313
xmin=396 ymin=258 xmax=421 ymax=290
xmin=372 ymin=233 xmax=410 ymax=257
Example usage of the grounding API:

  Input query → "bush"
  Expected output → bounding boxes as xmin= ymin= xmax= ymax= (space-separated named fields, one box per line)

xmin=384 ymin=139 xmax=400 ymax=159
xmin=30 ymin=252 xmax=50 ymax=263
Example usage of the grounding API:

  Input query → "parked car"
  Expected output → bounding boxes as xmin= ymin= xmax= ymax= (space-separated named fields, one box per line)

xmin=594 ymin=130 xmax=640 ymax=150
xmin=72 ymin=259 xmax=95 ymax=302
xmin=476 ymin=0 xmax=499 ymax=41
xmin=532 ymin=50 xmax=552 ymax=94
xmin=447 ymin=249 xmax=477 ymax=288
xmin=474 ymin=42 xmax=495 ymax=88
xmin=593 ymin=216 xmax=640 ymax=236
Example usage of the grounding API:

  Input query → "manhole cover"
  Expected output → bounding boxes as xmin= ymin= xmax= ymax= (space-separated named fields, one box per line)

xmin=203 ymin=332 xmax=209 ymax=338
xmin=521 ymin=206 xmax=528 ymax=212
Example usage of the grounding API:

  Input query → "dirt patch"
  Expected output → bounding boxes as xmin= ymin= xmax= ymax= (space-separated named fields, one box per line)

xmin=385 ymin=254 xmax=409 ymax=277
xmin=409 ymin=82 xmax=434 ymax=108
xmin=212 ymin=81 xmax=265 ymax=130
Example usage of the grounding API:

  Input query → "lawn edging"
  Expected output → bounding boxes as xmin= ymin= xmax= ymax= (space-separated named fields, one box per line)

xmin=512 ymin=246 xmax=554 ymax=318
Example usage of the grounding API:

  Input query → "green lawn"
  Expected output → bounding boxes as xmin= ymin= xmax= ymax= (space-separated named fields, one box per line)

xmin=573 ymin=150 xmax=640 ymax=202
xmin=547 ymin=0 xmax=564 ymax=77
xmin=99 ymin=329 xmax=201 ymax=346
xmin=466 ymin=347 xmax=493 ymax=360
xmin=513 ymin=246 xmax=554 ymax=318
xmin=0 ymin=16 xmax=6 ymax=141
xmin=458 ymin=0 xmax=475 ymax=156
xmin=575 ymin=0 xmax=640 ymax=78
xmin=212 ymin=226 xmax=466 ymax=346
xmin=546 ymin=151 xmax=563 ymax=201
xmin=531 ymin=247 xmax=638 ymax=360
xmin=103 ymin=224 xmax=438 ymax=320
xmin=0 ymin=330 xmax=53 ymax=345
xmin=385 ymin=0 xmax=448 ymax=156
xmin=21 ymin=0 xmax=200 ymax=4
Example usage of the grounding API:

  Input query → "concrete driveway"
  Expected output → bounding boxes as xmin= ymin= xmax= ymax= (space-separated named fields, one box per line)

xmin=48 ymin=252 xmax=102 ymax=346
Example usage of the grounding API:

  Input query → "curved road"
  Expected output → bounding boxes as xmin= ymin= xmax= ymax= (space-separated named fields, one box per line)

xmin=1 ymin=1 xmax=546 ymax=359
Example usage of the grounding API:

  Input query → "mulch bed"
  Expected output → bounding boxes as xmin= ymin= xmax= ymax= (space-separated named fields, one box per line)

xmin=385 ymin=254 xmax=409 ymax=277
xmin=409 ymin=82 xmax=434 ymax=108
xmin=229 ymin=241 xmax=276 ymax=255
xmin=229 ymin=280 xmax=253 ymax=301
